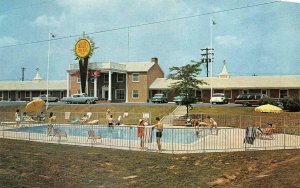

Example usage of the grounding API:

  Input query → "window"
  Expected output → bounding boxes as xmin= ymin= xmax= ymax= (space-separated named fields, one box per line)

xmin=91 ymin=78 xmax=94 ymax=83
xmin=280 ymin=90 xmax=288 ymax=98
xmin=224 ymin=90 xmax=232 ymax=98
xmin=261 ymin=90 xmax=267 ymax=95
xmin=132 ymin=90 xmax=139 ymax=99
xmin=104 ymin=74 xmax=109 ymax=83
xmin=116 ymin=89 xmax=125 ymax=100
xmin=90 ymin=89 xmax=94 ymax=96
xmin=16 ymin=91 xmax=21 ymax=100
xmin=77 ymin=77 xmax=81 ymax=83
xmin=25 ymin=91 xmax=30 ymax=98
xmin=132 ymin=73 xmax=139 ymax=82
xmin=60 ymin=91 xmax=64 ymax=98
xmin=117 ymin=74 xmax=125 ymax=82
xmin=0 ymin=91 xmax=2 ymax=100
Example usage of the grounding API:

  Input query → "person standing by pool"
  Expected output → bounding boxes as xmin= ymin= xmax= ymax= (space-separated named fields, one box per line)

xmin=15 ymin=109 xmax=21 ymax=127
xmin=137 ymin=119 xmax=145 ymax=149
xmin=207 ymin=115 xmax=218 ymax=135
xmin=107 ymin=115 xmax=114 ymax=128
xmin=153 ymin=117 xmax=163 ymax=152
xmin=47 ymin=112 xmax=56 ymax=136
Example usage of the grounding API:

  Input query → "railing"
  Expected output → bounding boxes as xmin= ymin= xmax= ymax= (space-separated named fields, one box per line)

xmin=0 ymin=112 xmax=299 ymax=154
xmin=69 ymin=62 xmax=126 ymax=71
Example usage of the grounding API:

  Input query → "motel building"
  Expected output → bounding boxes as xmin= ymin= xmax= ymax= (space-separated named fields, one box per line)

xmin=150 ymin=63 xmax=300 ymax=103
xmin=67 ymin=57 xmax=164 ymax=103
xmin=0 ymin=58 xmax=300 ymax=103
xmin=0 ymin=70 xmax=67 ymax=102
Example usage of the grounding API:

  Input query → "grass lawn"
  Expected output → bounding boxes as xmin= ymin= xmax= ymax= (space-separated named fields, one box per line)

xmin=0 ymin=139 xmax=299 ymax=187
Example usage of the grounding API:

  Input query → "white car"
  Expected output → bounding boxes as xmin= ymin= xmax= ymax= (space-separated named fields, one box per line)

xmin=210 ymin=93 xmax=229 ymax=104
xmin=32 ymin=94 xmax=59 ymax=102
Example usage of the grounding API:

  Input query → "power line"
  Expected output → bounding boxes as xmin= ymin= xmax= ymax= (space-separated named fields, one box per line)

xmin=0 ymin=0 xmax=280 ymax=49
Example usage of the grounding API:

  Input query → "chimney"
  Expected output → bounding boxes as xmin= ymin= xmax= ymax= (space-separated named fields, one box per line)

xmin=151 ymin=57 xmax=158 ymax=64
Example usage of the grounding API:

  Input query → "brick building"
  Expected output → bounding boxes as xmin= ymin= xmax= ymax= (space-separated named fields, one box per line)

xmin=0 ymin=70 xmax=67 ymax=101
xmin=67 ymin=57 xmax=164 ymax=102
xmin=149 ymin=63 xmax=300 ymax=103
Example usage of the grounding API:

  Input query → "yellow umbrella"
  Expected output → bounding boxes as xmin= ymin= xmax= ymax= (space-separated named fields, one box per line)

xmin=26 ymin=99 xmax=46 ymax=113
xmin=255 ymin=104 xmax=283 ymax=113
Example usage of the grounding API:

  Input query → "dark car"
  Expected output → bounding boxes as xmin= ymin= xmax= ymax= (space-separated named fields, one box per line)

xmin=151 ymin=94 xmax=168 ymax=103
xmin=235 ymin=93 xmax=268 ymax=106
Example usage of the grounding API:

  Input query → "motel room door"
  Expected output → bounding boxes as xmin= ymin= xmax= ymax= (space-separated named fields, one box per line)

xmin=102 ymin=86 xmax=108 ymax=100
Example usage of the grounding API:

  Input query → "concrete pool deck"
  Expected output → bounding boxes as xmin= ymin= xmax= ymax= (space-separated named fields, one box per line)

xmin=1 ymin=123 xmax=299 ymax=154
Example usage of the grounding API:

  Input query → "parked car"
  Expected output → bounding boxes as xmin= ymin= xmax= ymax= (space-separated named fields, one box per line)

xmin=173 ymin=93 xmax=186 ymax=105
xmin=210 ymin=93 xmax=229 ymax=104
xmin=61 ymin=93 xmax=98 ymax=104
xmin=235 ymin=93 xmax=268 ymax=106
xmin=173 ymin=93 xmax=198 ymax=105
xmin=32 ymin=94 xmax=59 ymax=102
xmin=151 ymin=93 xmax=168 ymax=103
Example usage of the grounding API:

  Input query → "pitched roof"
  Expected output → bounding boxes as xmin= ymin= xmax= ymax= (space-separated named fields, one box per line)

xmin=0 ymin=80 xmax=67 ymax=91
xmin=149 ymin=75 xmax=300 ymax=90
xmin=125 ymin=61 xmax=155 ymax=72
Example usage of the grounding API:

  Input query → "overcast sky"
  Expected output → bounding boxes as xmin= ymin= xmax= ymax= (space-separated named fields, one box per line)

xmin=0 ymin=0 xmax=299 ymax=81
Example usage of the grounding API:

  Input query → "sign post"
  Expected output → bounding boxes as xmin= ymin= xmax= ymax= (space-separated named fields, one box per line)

xmin=74 ymin=35 xmax=96 ymax=94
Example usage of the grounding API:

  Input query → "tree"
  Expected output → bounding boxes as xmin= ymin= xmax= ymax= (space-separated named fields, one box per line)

xmin=168 ymin=61 xmax=207 ymax=117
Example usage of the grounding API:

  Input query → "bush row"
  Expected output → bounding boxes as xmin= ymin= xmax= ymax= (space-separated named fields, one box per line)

xmin=259 ymin=96 xmax=300 ymax=112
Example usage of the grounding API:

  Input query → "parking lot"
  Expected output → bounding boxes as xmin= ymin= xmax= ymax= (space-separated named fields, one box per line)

xmin=0 ymin=101 xmax=243 ymax=107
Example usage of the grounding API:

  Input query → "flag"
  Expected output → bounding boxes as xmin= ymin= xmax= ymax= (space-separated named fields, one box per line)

xmin=50 ymin=33 xmax=55 ymax=38
xmin=212 ymin=20 xmax=216 ymax=25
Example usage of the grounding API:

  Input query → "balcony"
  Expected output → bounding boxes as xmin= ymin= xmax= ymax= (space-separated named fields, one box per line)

xmin=69 ymin=62 xmax=126 ymax=72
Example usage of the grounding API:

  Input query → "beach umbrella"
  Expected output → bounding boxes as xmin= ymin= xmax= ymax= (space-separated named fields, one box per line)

xmin=26 ymin=99 xmax=46 ymax=113
xmin=255 ymin=104 xmax=283 ymax=113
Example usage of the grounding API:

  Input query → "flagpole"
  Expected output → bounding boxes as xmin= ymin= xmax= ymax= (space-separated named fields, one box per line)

xmin=210 ymin=17 xmax=213 ymax=107
xmin=46 ymin=32 xmax=54 ymax=111
xmin=46 ymin=32 xmax=51 ymax=111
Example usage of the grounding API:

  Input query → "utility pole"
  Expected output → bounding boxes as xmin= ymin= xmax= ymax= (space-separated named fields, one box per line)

xmin=21 ymin=67 xmax=26 ymax=81
xmin=201 ymin=48 xmax=214 ymax=77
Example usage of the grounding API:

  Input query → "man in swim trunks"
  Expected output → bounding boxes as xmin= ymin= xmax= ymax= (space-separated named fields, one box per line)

xmin=153 ymin=117 xmax=163 ymax=152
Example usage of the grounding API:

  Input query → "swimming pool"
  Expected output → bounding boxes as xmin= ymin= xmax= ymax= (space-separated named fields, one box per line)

xmin=8 ymin=125 xmax=209 ymax=144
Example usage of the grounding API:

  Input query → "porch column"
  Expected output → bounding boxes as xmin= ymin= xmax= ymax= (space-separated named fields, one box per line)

xmin=94 ymin=77 xmax=97 ymax=98
xmin=108 ymin=70 xmax=112 ymax=101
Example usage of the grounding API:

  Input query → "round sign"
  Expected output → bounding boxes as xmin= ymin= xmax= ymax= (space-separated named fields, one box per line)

xmin=75 ymin=39 xmax=91 ymax=58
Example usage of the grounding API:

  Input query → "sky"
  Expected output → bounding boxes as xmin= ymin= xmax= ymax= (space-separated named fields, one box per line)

xmin=0 ymin=0 xmax=299 ymax=81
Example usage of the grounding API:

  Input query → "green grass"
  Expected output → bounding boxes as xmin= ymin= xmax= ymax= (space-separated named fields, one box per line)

xmin=0 ymin=139 xmax=299 ymax=187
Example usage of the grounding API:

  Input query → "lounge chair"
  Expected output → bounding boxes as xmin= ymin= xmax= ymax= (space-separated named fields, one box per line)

xmin=87 ymin=129 xmax=101 ymax=143
xmin=52 ymin=128 xmax=67 ymax=140
xmin=87 ymin=119 xmax=99 ymax=125
xmin=80 ymin=112 xmax=93 ymax=124
xmin=64 ymin=112 xmax=79 ymax=124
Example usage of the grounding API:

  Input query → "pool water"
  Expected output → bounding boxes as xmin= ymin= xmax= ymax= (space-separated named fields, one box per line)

xmin=9 ymin=125 xmax=208 ymax=144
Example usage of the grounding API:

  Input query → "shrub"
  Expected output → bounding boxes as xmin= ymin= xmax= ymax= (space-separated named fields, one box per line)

xmin=181 ymin=96 xmax=197 ymax=105
xmin=259 ymin=97 xmax=277 ymax=106
xmin=282 ymin=96 xmax=300 ymax=112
